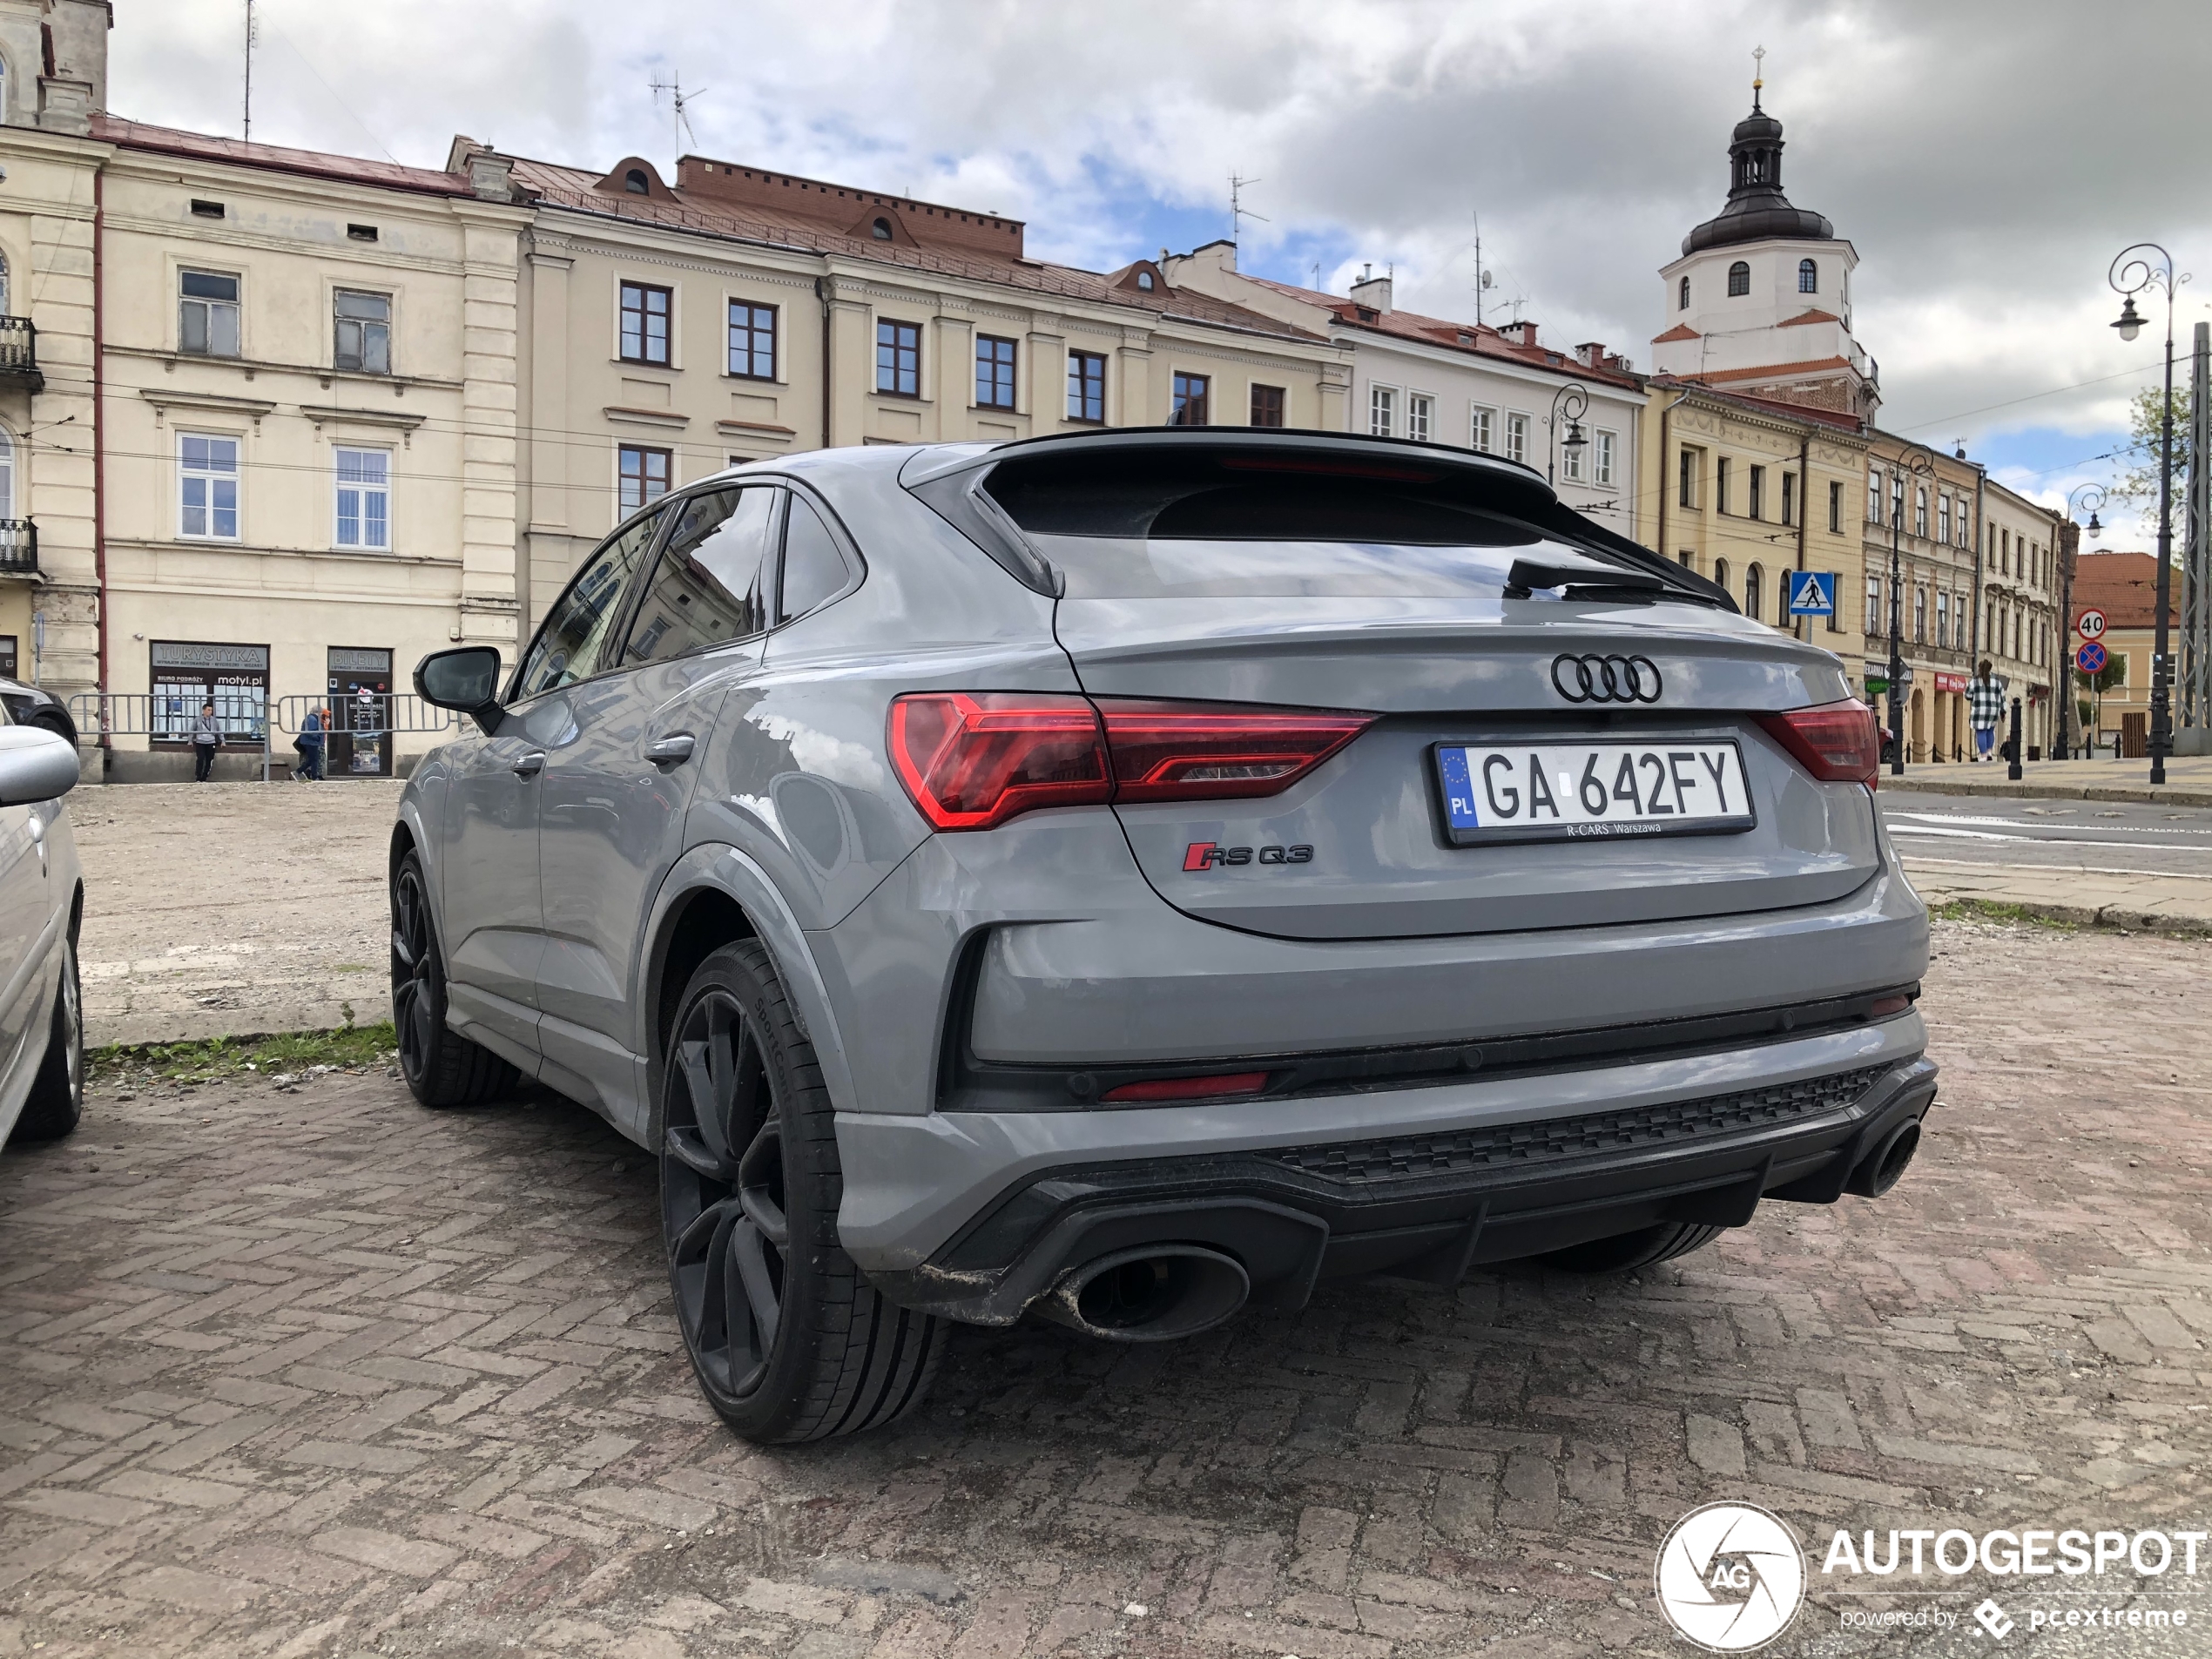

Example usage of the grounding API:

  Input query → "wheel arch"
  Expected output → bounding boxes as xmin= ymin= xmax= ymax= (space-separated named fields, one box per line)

xmin=637 ymin=844 xmax=860 ymax=1124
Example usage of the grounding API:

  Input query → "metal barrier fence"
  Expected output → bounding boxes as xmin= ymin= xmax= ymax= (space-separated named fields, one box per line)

xmin=66 ymin=691 xmax=458 ymax=782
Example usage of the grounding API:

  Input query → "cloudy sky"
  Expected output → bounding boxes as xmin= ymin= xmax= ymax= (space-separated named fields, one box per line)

xmin=114 ymin=0 xmax=2210 ymax=541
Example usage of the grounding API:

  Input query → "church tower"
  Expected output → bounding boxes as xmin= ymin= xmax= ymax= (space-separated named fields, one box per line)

xmin=1651 ymin=68 xmax=1877 ymax=421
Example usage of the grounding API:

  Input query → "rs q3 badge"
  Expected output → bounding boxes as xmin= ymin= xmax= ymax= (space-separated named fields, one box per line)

xmin=1184 ymin=842 xmax=1314 ymax=871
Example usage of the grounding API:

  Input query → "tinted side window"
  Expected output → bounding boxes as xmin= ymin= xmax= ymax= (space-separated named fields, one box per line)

xmin=778 ymin=495 xmax=851 ymax=623
xmin=512 ymin=507 xmax=665 ymax=700
xmin=620 ymin=487 xmax=775 ymax=665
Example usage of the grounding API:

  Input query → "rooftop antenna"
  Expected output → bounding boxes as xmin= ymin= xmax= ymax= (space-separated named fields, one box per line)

xmin=649 ymin=72 xmax=706 ymax=152
xmin=1229 ymin=174 xmax=1268 ymax=246
xmin=242 ymin=0 xmax=257 ymax=141
xmin=1751 ymin=44 xmax=1765 ymax=111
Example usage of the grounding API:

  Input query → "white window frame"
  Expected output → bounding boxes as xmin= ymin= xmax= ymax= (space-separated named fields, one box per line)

xmin=333 ymin=445 xmax=393 ymax=550
xmin=1406 ymin=391 xmax=1433 ymax=444
xmin=1505 ymin=411 xmax=1529 ymax=465
xmin=1368 ymin=383 xmax=1397 ymax=438
xmin=1594 ymin=428 xmax=1616 ymax=487
xmin=178 ymin=430 xmax=241 ymax=542
xmin=1469 ymin=404 xmax=1495 ymax=455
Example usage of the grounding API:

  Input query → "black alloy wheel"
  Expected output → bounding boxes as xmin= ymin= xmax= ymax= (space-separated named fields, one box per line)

xmin=10 ymin=936 xmax=84 ymax=1143
xmin=388 ymin=851 xmax=519 ymax=1108
xmin=660 ymin=941 xmax=943 ymax=1442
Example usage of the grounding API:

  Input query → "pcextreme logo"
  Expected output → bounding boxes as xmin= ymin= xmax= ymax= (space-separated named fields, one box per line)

xmin=1655 ymin=1503 xmax=1806 ymax=1652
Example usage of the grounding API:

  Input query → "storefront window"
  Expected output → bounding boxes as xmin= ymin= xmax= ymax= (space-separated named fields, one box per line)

xmin=151 ymin=640 xmax=268 ymax=744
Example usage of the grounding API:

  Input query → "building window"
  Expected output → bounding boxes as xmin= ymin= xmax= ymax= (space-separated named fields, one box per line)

xmin=151 ymin=641 xmax=269 ymax=746
xmin=1563 ymin=429 xmax=1584 ymax=482
xmin=871 ymin=217 xmax=892 ymax=240
xmin=1250 ymin=383 xmax=1285 ymax=428
xmin=1505 ymin=412 xmax=1528 ymax=464
xmin=1406 ymin=393 xmax=1433 ymax=443
xmin=1956 ymin=502 xmax=1969 ymax=549
xmin=1679 ymin=447 xmax=1696 ymax=509
xmin=876 ymin=320 xmax=921 ymax=396
xmin=179 ymin=433 xmax=240 ymax=540
xmin=1744 ymin=563 xmax=1763 ymax=622
xmin=1471 ymin=406 xmax=1495 ymax=454
xmin=1369 ymin=385 xmax=1396 ymax=437
xmin=1747 ymin=464 xmax=1764 ymax=521
xmin=2000 ymin=527 xmax=2009 ymax=574
xmin=1594 ymin=428 xmax=1615 ymax=486
xmin=1727 ymin=260 xmax=1750 ymax=297
xmin=1679 ymin=274 xmax=1690 ymax=311
xmin=1798 ymin=258 xmax=1817 ymax=293
xmin=1780 ymin=469 xmax=1795 ymax=527
xmin=1170 ymin=372 xmax=1210 ymax=426
xmin=619 ymin=281 xmax=672 ymax=366
xmin=1914 ymin=486 xmax=1928 ymax=539
xmin=1716 ymin=456 xmax=1732 ymax=515
xmin=1938 ymin=494 xmax=1951 ymax=546
xmin=728 ymin=302 xmax=776 ymax=381
xmin=1829 ymin=480 xmax=1843 ymax=534
xmin=1867 ymin=468 xmax=1882 ymax=523
xmin=975 ymin=334 xmax=1018 ymax=409
xmin=618 ymin=443 xmax=671 ymax=513
xmin=1865 ymin=573 xmax=1882 ymax=636
xmin=333 ymin=289 xmax=391 ymax=374
xmin=1936 ymin=589 xmax=1950 ymax=648
xmin=179 ymin=270 xmax=241 ymax=357
xmin=1068 ymin=350 xmax=1106 ymax=422
xmin=1891 ymin=473 xmax=1904 ymax=529
xmin=334 ymin=448 xmax=390 ymax=550
xmin=1714 ymin=557 xmax=1730 ymax=596
xmin=624 ymin=169 xmax=650 ymax=195
xmin=1913 ymin=585 xmax=1927 ymax=643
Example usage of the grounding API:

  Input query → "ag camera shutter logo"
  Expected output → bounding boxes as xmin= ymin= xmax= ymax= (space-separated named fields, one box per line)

xmin=1655 ymin=1502 xmax=1806 ymax=1651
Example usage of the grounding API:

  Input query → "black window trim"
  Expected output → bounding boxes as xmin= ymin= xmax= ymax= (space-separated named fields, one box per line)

xmin=618 ymin=279 xmax=675 ymax=367
xmin=876 ymin=318 xmax=924 ymax=399
xmin=1067 ymin=348 xmax=1109 ymax=425
xmin=609 ymin=484 xmax=788 ymax=670
xmin=974 ymin=333 xmax=1020 ymax=411
xmin=726 ymin=297 xmax=779 ymax=382
xmin=505 ymin=497 xmax=677 ymax=706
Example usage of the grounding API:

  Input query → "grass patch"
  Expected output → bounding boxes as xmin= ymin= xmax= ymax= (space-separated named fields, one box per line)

xmin=91 ymin=1021 xmax=399 ymax=1086
xmin=1928 ymin=899 xmax=2080 ymax=931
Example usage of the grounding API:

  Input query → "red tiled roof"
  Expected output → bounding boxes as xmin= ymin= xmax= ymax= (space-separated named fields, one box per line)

xmin=2074 ymin=552 xmax=2178 ymax=629
xmin=1651 ymin=323 xmax=1701 ymax=343
xmin=91 ymin=115 xmax=475 ymax=199
xmin=1231 ymin=273 xmax=1639 ymax=388
xmin=508 ymin=154 xmax=1325 ymax=344
xmin=1648 ymin=374 xmax=1865 ymax=434
xmin=1778 ymin=308 xmax=1842 ymax=327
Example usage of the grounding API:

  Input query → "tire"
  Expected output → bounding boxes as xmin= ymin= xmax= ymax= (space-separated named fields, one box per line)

xmin=660 ymin=940 xmax=945 ymax=1443
xmin=389 ymin=851 xmax=520 ymax=1109
xmin=1536 ymin=1221 xmax=1724 ymax=1275
xmin=29 ymin=710 xmax=78 ymax=750
xmin=10 ymin=936 xmax=83 ymax=1144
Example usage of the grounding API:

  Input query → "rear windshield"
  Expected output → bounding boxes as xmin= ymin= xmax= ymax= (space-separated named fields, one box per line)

xmin=984 ymin=455 xmax=1564 ymax=600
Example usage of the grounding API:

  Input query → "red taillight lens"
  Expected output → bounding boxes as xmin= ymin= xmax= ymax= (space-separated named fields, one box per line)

xmin=888 ymin=693 xmax=1375 ymax=830
xmin=887 ymin=692 xmax=1110 ymax=830
xmin=1758 ymin=698 xmax=1881 ymax=790
xmin=1100 ymin=1071 xmax=1271 ymax=1103
xmin=1096 ymin=699 xmax=1373 ymax=803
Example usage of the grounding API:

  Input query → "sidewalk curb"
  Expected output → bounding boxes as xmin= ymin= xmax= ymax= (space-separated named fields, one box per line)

xmin=1929 ymin=896 xmax=2212 ymax=938
xmin=1885 ymin=775 xmax=2212 ymax=807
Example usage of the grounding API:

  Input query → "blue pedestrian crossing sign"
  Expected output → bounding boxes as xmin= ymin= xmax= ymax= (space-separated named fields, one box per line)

xmin=1786 ymin=571 xmax=1838 ymax=617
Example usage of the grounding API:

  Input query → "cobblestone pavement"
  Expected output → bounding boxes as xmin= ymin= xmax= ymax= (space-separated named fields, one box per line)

xmin=3 ymin=918 xmax=2209 ymax=1658
xmin=71 ymin=782 xmax=402 ymax=1048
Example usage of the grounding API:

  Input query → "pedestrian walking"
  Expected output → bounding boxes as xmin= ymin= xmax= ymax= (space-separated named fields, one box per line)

xmin=190 ymin=699 xmax=220 ymax=782
xmin=1967 ymin=659 xmax=2007 ymax=763
xmin=296 ymin=705 xmax=326 ymax=781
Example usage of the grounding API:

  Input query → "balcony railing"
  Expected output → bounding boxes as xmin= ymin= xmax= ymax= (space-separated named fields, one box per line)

xmin=0 ymin=317 xmax=38 ymax=390
xmin=0 ymin=518 xmax=37 ymax=576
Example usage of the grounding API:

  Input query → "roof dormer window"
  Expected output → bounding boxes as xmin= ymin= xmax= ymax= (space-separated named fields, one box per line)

xmin=1136 ymin=270 xmax=1155 ymax=291
xmin=624 ymin=169 xmax=649 ymax=195
xmin=872 ymin=218 xmax=892 ymax=240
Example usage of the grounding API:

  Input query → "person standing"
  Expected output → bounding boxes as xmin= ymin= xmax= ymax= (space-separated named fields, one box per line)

xmin=191 ymin=700 xmax=221 ymax=782
xmin=1967 ymin=659 xmax=2007 ymax=763
xmin=297 ymin=705 xmax=326 ymax=782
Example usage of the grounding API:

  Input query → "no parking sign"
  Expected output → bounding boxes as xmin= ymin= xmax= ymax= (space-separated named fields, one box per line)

xmin=2076 ymin=640 xmax=2108 ymax=676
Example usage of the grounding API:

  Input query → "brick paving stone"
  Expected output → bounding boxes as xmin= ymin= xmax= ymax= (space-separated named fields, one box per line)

xmin=2 ymin=915 xmax=2210 ymax=1655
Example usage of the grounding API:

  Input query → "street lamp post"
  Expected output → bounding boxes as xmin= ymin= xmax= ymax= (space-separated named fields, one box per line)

xmin=1548 ymin=381 xmax=1588 ymax=489
xmin=2109 ymin=244 xmax=2179 ymax=785
xmin=2060 ymin=483 xmax=2106 ymax=763
xmin=1885 ymin=444 xmax=1936 ymax=776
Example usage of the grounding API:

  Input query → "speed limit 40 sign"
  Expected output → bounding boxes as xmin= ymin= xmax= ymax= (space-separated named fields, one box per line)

xmin=2076 ymin=608 xmax=2107 ymax=641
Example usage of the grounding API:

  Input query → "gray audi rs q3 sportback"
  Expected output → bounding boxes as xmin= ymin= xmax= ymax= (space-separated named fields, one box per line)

xmin=395 ymin=428 xmax=1932 ymax=1443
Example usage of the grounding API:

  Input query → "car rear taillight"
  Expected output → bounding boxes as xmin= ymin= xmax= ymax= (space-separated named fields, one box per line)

xmin=888 ymin=693 xmax=1375 ymax=831
xmin=887 ymin=692 xmax=1110 ymax=831
xmin=1096 ymin=699 xmax=1374 ymax=803
xmin=1100 ymin=1071 xmax=1271 ymax=1103
xmin=1758 ymin=699 xmax=1881 ymax=791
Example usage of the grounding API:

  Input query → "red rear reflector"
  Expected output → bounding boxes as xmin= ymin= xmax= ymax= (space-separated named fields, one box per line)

xmin=1757 ymin=698 xmax=1881 ymax=790
xmin=887 ymin=692 xmax=1109 ymax=831
xmin=888 ymin=693 xmax=1374 ymax=830
xmin=1100 ymin=1071 xmax=1271 ymax=1103
xmin=1096 ymin=699 xmax=1372 ymax=804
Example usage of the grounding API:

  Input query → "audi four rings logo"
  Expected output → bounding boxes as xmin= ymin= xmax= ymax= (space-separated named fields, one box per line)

xmin=1552 ymin=652 xmax=1663 ymax=704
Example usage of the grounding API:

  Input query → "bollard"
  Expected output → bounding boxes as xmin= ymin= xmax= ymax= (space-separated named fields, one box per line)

xmin=2006 ymin=698 xmax=2023 ymax=781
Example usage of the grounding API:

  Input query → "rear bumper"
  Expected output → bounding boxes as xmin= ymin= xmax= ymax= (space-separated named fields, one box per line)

xmin=835 ymin=1014 xmax=1935 ymax=1322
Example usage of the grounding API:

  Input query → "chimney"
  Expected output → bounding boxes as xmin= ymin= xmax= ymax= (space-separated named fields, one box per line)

xmin=1575 ymin=341 xmax=1608 ymax=368
xmin=1501 ymin=320 xmax=1538 ymax=348
xmin=467 ymin=151 xmax=517 ymax=203
xmin=1349 ymin=271 xmax=1393 ymax=314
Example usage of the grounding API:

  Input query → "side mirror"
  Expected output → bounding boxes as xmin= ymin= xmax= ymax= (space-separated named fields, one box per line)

xmin=415 ymin=646 xmax=504 ymax=736
xmin=0 ymin=725 xmax=80 ymax=805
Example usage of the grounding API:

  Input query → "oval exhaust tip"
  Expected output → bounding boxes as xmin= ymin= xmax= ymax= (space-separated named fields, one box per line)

xmin=1847 ymin=1117 xmax=1921 ymax=1197
xmin=1037 ymin=1246 xmax=1250 ymax=1343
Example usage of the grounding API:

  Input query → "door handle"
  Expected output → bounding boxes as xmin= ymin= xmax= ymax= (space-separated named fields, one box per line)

xmin=512 ymin=751 xmax=547 ymax=778
xmin=644 ymin=732 xmax=696 ymax=766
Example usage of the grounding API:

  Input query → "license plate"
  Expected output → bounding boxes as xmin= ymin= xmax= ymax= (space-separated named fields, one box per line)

xmin=1434 ymin=740 xmax=1756 ymax=845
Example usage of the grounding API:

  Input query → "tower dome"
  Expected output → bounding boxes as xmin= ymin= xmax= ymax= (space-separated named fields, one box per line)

xmin=1683 ymin=94 xmax=1833 ymax=255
